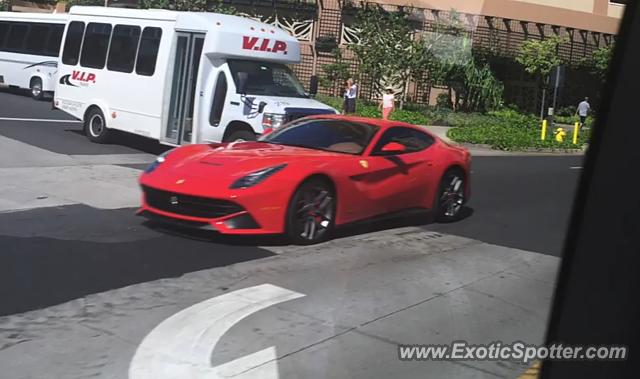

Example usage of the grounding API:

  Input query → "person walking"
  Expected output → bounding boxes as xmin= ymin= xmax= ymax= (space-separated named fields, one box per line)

xmin=379 ymin=87 xmax=395 ymax=120
xmin=344 ymin=78 xmax=358 ymax=114
xmin=575 ymin=97 xmax=591 ymax=130
xmin=341 ymin=80 xmax=349 ymax=115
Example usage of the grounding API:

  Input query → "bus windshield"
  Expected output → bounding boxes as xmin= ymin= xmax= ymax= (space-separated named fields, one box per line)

xmin=228 ymin=59 xmax=307 ymax=98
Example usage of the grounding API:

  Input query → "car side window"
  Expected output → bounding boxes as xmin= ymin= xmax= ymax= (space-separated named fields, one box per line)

xmin=372 ymin=126 xmax=435 ymax=155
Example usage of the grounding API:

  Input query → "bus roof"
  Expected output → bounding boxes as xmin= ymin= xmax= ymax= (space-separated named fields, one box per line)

xmin=68 ymin=6 xmax=301 ymax=63
xmin=0 ymin=12 xmax=67 ymax=23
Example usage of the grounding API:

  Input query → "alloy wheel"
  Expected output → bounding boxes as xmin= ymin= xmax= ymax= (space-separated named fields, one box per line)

xmin=440 ymin=173 xmax=464 ymax=218
xmin=294 ymin=187 xmax=334 ymax=242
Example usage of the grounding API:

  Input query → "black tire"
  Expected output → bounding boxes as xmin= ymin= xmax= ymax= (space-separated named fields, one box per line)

xmin=224 ymin=129 xmax=256 ymax=142
xmin=434 ymin=168 xmax=466 ymax=223
xmin=30 ymin=78 xmax=43 ymax=100
xmin=84 ymin=107 xmax=111 ymax=143
xmin=286 ymin=178 xmax=336 ymax=245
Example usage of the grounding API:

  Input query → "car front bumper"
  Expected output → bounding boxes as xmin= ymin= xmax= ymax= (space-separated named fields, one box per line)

xmin=136 ymin=182 xmax=291 ymax=235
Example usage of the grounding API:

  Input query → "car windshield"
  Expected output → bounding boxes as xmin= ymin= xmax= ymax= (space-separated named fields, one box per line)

xmin=260 ymin=118 xmax=379 ymax=155
xmin=228 ymin=59 xmax=307 ymax=98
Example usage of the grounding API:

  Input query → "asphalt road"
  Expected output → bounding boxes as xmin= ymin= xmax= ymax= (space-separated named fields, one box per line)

xmin=0 ymin=89 xmax=570 ymax=378
xmin=0 ymin=89 xmax=582 ymax=316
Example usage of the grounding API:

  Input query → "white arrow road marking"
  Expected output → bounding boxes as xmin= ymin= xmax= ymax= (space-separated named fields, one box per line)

xmin=129 ymin=284 xmax=305 ymax=379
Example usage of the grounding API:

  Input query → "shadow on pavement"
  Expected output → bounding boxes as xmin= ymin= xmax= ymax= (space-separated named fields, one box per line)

xmin=67 ymin=129 xmax=172 ymax=156
xmin=141 ymin=207 xmax=475 ymax=247
xmin=0 ymin=234 xmax=274 ymax=316
xmin=142 ymin=220 xmax=291 ymax=246
xmin=334 ymin=206 xmax=474 ymax=240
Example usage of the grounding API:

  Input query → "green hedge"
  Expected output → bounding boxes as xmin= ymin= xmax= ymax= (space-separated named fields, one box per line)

xmin=315 ymin=95 xmax=429 ymax=125
xmin=448 ymin=121 xmax=590 ymax=151
xmin=554 ymin=115 xmax=595 ymax=128
xmin=315 ymin=96 xmax=590 ymax=151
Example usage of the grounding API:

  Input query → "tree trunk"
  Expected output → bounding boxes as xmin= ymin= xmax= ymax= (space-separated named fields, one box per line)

xmin=539 ymin=75 xmax=549 ymax=120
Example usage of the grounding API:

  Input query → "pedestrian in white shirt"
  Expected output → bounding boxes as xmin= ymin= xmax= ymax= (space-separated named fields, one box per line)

xmin=575 ymin=97 xmax=591 ymax=129
xmin=343 ymin=78 xmax=358 ymax=114
xmin=379 ymin=87 xmax=395 ymax=120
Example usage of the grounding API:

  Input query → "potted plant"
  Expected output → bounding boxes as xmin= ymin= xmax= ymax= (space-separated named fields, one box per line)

xmin=315 ymin=35 xmax=338 ymax=53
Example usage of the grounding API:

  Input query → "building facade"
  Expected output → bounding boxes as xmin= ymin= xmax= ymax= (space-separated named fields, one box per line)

xmin=8 ymin=0 xmax=625 ymax=110
xmin=227 ymin=0 xmax=623 ymax=110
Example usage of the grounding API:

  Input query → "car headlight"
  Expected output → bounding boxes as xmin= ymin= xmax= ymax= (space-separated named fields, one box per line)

xmin=230 ymin=164 xmax=287 ymax=189
xmin=144 ymin=149 xmax=174 ymax=174
xmin=262 ymin=113 xmax=287 ymax=132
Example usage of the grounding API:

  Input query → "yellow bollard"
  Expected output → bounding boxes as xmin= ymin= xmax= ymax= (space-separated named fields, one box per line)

xmin=573 ymin=122 xmax=579 ymax=145
xmin=541 ymin=119 xmax=547 ymax=140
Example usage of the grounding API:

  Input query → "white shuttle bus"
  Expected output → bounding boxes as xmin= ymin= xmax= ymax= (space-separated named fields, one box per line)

xmin=0 ymin=12 xmax=67 ymax=99
xmin=54 ymin=6 xmax=335 ymax=145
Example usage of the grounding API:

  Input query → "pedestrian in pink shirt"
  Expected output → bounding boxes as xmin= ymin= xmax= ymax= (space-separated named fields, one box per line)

xmin=379 ymin=87 xmax=395 ymax=120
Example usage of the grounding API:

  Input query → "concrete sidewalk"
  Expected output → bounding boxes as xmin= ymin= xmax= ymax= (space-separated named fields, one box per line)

xmin=0 ymin=135 xmax=155 ymax=212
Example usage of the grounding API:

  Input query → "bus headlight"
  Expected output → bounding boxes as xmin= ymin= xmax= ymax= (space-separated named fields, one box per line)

xmin=262 ymin=113 xmax=286 ymax=132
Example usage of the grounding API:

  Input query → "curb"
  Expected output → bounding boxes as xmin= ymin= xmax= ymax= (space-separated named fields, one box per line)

xmin=459 ymin=143 xmax=587 ymax=156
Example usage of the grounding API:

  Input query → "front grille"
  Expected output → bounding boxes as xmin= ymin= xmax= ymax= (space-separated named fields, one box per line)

xmin=139 ymin=210 xmax=213 ymax=229
xmin=142 ymin=185 xmax=244 ymax=219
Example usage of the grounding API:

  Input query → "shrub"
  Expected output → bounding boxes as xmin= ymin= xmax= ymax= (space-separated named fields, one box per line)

xmin=388 ymin=109 xmax=429 ymax=125
xmin=448 ymin=118 xmax=590 ymax=151
xmin=555 ymin=115 xmax=595 ymax=128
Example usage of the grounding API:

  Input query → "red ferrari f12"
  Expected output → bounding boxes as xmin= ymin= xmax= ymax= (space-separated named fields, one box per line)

xmin=138 ymin=115 xmax=471 ymax=244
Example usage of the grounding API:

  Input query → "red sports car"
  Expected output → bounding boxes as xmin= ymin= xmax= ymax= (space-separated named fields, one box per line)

xmin=138 ymin=115 xmax=471 ymax=244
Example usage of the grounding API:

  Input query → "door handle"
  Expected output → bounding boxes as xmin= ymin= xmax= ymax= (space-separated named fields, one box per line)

xmin=426 ymin=161 xmax=434 ymax=166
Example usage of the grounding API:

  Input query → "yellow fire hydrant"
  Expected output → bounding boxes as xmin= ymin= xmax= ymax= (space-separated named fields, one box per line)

xmin=554 ymin=127 xmax=566 ymax=142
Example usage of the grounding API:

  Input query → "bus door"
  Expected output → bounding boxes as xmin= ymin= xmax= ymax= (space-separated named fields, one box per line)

xmin=163 ymin=32 xmax=205 ymax=145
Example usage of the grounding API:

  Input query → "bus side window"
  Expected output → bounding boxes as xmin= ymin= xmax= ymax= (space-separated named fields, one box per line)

xmin=62 ymin=21 xmax=85 ymax=66
xmin=80 ymin=23 xmax=112 ymax=69
xmin=25 ymin=23 xmax=50 ymax=56
xmin=136 ymin=27 xmax=162 ymax=76
xmin=107 ymin=25 xmax=141 ymax=73
xmin=210 ymin=72 xmax=228 ymax=126
xmin=0 ymin=22 xmax=9 ymax=51
xmin=46 ymin=24 xmax=65 ymax=57
xmin=6 ymin=22 xmax=28 ymax=53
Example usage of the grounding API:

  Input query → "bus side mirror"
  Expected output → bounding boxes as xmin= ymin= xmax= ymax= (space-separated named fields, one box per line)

xmin=309 ymin=75 xmax=318 ymax=96
xmin=236 ymin=72 xmax=249 ymax=94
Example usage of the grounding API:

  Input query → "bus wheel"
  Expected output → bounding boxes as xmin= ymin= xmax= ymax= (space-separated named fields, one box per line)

xmin=85 ymin=107 xmax=111 ymax=143
xmin=224 ymin=129 xmax=256 ymax=142
xmin=30 ymin=78 xmax=43 ymax=100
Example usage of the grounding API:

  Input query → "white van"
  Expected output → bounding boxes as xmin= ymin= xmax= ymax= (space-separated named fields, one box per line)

xmin=0 ymin=12 xmax=67 ymax=99
xmin=54 ymin=6 xmax=336 ymax=145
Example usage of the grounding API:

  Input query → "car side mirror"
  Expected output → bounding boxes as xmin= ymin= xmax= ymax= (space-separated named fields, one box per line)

xmin=236 ymin=72 xmax=248 ymax=94
xmin=380 ymin=142 xmax=406 ymax=154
